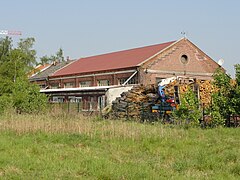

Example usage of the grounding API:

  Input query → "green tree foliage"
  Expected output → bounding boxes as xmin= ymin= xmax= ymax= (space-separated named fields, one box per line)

xmin=0 ymin=37 xmax=36 ymax=84
xmin=233 ymin=64 xmax=240 ymax=114
xmin=173 ymin=87 xmax=201 ymax=127
xmin=12 ymin=78 xmax=47 ymax=113
xmin=211 ymin=68 xmax=232 ymax=125
xmin=0 ymin=37 xmax=47 ymax=114
xmin=40 ymin=48 xmax=64 ymax=65
xmin=210 ymin=66 xmax=240 ymax=126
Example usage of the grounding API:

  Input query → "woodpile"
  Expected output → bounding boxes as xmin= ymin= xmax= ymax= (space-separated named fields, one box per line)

xmin=198 ymin=80 xmax=214 ymax=107
xmin=111 ymin=84 xmax=159 ymax=119
xmin=110 ymin=78 xmax=217 ymax=119
xmin=165 ymin=79 xmax=215 ymax=107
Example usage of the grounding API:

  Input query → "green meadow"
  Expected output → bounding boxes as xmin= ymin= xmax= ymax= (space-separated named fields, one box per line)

xmin=0 ymin=114 xmax=239 ymax=179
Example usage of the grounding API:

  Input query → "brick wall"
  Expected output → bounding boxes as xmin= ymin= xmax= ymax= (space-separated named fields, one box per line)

xmin=139 ymin=38 xmax=220 ymax=85
xmin=48 ymin=68 xmax=137 ymax=88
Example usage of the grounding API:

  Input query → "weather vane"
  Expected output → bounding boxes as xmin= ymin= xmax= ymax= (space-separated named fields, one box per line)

xmin=181 ymin=31 xmax=187 ymax=38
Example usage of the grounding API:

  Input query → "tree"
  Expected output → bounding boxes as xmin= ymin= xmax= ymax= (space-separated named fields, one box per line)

xmin=0 ymin=37 xmax=37 ymax=84
xmin=0 ymin=37 xmax=47 ymax=114
xmin=12 ymin=78 xmax=47 ymax=113
xmin=40 ymin=48 xmax=64 ymax=65
xmin=210 ymin=66 xmax=240 ymax=126
xmin=0 ymin=37 xmax=12 ymax=63
xmin=56 ymin=48 xmax=64 ymax=62
xmin=17 ymin=38 xmax=37 ymax=70
xmin=232 ymin=64 xmax=240 ymax=114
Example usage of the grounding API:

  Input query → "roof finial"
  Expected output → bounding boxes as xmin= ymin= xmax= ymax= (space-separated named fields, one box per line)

xmin=181 ymin=31 xmax=187 ymax=39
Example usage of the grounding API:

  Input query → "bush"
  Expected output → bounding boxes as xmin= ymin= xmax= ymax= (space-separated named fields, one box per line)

xmin=12 ymin=79 xmax=48 ymax=114
xmin=0 ymin=94 xmax=13 ymax=114
xmin=173 ymin=87 xmax=201 ymax=127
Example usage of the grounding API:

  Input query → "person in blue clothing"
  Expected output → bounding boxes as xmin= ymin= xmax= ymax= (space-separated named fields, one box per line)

xmin=158 ymin=85 xmax=166 ymax=102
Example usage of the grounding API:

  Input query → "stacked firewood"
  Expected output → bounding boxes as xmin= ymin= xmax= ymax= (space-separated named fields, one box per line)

xmin=165 ymin=79 xmax=214 ymax=107
xmin=197 ymin=80 xmax=214 ymax=107
xmin=110 ymin=79 xmax=216 ymax=119
xmin=111 ymin=84 xmax=159 ymax=119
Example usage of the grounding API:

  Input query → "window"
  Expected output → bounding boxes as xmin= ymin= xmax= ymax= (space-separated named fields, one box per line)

xmin=118 ymin=76 xmax=137 ymax=85
xmin=180 ymin=54 xmax=189 ymax=65
xmin=119 ymin=78 xmax=126 ymax=85
xmin=97 ymin=80 xmax=110 ymax=86
xmin=89 ymin=97 xmax=94 ymax=110
xmin=64 ymin=82 xmax=75 ymax=88
xmin=52 ymin=96 xmax=64 ymax=103
xmin=39 ymin=84 xmax=47 ymax=89
xmin=98 ymin=95 xmax=106 ymax=110
xmin=51 ymin=83 xmax=60 ymax=89
xmin=79 ymin=81 xmax=91 ymax=87
xmin=68 ymin=96 xmax=82 ymax=103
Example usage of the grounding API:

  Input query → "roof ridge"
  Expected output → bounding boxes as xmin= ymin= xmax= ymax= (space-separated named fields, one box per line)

xmin=51 ymin=40 xmax=177 ymax=77
xmin=79 ymin=40 xmax=176 ymax=59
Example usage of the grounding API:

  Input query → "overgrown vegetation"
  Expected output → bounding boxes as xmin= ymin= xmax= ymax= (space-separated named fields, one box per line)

xmin=173 ymin=65 xmax=240 ymax=127
xmin=209 ymin=65 xmax=240 ymax=126
xmin=0 ymin=114 xmax=239 ymax=179
xmin=173 ymin=87 xmax=201 ymax=127
xmin=0 ymin=37 xmax=47 ymax=114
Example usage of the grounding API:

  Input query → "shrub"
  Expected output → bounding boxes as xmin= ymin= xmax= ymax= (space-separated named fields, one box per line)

xmin=173 ymin=87 xmax=201 ymax=127
xmin=12 ymin=79 xmax=48 ymax=114
xmin=0 ymin=94 xmax=13 ymax=114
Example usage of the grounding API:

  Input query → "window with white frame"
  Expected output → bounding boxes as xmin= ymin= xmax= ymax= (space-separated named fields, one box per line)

xmin=64 ymin=82 xmax=75 ymax=88
xmin=97 ymin=79 xmax=110 ymax=86
xmin=68 ymin=96 xmax=82 ymax=103
xmin=51 ymin=83 xmax=60 ymax=89
xmin=79 ymin=81 xmax=91 ymax=87
xmin=118 ymin=76 xmax=137 ymax=85
xmin=52 ymin=96 xmax=64 ymax=103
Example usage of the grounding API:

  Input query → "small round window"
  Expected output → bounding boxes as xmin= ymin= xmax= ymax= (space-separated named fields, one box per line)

xmin=180 ymin=55 xmax=189 ymax=65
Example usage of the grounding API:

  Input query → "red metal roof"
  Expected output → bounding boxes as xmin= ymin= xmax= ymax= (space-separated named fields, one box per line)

xmin=52 ymin=41 xmax=175 ymax=77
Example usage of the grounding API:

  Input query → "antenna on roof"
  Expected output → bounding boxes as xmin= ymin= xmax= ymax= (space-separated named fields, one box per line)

xmin=217 ymin=59 xmax=224 ymax=66
xmin=181 ymin=31 xmax=187 ymax=38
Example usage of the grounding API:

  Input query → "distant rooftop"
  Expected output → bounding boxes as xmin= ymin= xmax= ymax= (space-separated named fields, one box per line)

xmin=29 ymin=60 xmax=75 ymax=81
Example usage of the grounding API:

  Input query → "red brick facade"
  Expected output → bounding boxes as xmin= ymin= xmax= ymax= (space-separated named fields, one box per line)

xmin=48 ymin=68 xmax=138 ymax=88
xmin=138 ymin=38 xmax=220 ymax=85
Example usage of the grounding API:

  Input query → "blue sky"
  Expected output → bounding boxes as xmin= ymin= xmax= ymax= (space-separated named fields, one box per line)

xmin=0 ymin=0 xmax=239 ymax=76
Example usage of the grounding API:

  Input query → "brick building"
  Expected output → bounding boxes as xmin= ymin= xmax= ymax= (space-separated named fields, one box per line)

xmin=40 ymin=38 xmax=222 ymax=110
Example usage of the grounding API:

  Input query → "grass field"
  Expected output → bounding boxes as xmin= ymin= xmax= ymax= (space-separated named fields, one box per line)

xmin=0 ymin=113 xmax=240 ymax=179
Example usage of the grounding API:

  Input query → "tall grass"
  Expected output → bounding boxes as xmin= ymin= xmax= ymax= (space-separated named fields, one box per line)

xmin=0 ymin=112 xmax=240 ymax=179
xmin=0 ymin=112 xmax=186 ymax=141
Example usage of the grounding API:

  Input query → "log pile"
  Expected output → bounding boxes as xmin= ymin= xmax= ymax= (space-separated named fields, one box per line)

xmin=165 ymin=79 xmax=214 ymax=107
xmin=110 ymin=78 xmax=217 ymax=119
xmin=198 ymin=80 xmax=214 ymax=107
xmin=111 ymin=84 xmax=159 ymax=119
